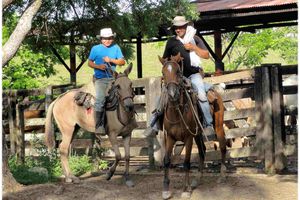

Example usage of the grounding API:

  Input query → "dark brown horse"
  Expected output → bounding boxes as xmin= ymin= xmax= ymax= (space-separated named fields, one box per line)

xmin=45 ymin=64 xmax=137 ymax=186
xmin=158 ymin=54 xmax=227 ymax=199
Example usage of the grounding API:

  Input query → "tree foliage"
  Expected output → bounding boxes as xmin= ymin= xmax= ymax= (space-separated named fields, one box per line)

xmin=223 ymin=27 xmax=297 ymax=70
xmin=2 ymin=13 xmax=69 ymax=89
xmin=3 ymin=0 xmax=197 ymax=89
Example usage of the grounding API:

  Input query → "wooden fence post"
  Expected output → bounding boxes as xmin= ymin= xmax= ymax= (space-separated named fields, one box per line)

xmin=8 ymin=94 xmax=17 ymax=154
xmin=16 ymin=103 xmax=25 ymax=164
xmin=45 ymin=86 xmax=53 ymax=112
xmin=270 ymin=64 xmax=286 ymax=171
xmin=145 ymin=77 xmax=162 ymax=168
xmin=261 ymin=65 xmax=275 ymax=174
xmin=254 ymin=67 xmax=264 ymax=159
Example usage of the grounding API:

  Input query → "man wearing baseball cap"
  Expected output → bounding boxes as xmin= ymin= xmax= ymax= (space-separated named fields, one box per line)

xmin=144 ymin=16 xmax=215 ymax=140
xmin=88 ymin=28 xmax=125 ymax=137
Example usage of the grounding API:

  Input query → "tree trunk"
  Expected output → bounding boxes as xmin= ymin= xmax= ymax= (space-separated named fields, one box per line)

xmin=2 ymin=0 xmax=42 ymax=67
xmin=2 ymin=126 xmax=22 ymax=193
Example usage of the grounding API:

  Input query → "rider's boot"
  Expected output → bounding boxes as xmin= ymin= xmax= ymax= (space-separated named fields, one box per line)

xmin=95 ymin=111 xmax=106 ymax=139
xmin=143 ymin=110 xmax=163 ymax=137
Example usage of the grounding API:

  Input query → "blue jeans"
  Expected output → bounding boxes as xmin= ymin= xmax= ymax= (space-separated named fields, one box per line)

xmin=189 ymin=73 xmax=213 ymax=127
xmin=94 ymin=78 xmax=114 ymax=112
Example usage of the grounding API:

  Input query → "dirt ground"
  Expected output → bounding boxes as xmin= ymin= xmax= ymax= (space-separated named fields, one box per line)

xmin=3 ymin=166 xmax=298 ymax=200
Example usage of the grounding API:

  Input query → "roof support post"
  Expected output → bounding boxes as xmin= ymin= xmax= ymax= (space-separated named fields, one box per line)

xmin=214 ymin=30 xmax=224 ymax=75
xmin=69 ymin=35 xmax=76 ymax=85
xmin=137 ymin=34 xmax=142 ymax=78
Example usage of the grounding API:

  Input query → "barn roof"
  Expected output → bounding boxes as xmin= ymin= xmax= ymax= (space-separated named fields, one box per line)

xmin=192 ymin=0 xmax=298 ymax=34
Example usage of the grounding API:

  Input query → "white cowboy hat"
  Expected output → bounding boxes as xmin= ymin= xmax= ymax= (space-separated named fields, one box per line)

xmin=172 ymin=16 xmax=189 ymax=26
xmin=97 ymin=28 xmax=116 ymax=38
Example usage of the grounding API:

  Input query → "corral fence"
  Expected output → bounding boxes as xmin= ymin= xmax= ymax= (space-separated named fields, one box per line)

xmin=3 ymin=64 xmax=297 ymax=173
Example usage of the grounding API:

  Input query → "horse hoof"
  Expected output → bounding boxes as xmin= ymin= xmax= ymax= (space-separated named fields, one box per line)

xmin=106 ymin=172 xmax=113 ymax=181
xmin=162 ymin=191 xmax=172 ymax=200
xmin=65 ymin=177 xmax=73 ymax=183
xmin=65 ymin=176 xmax=80 ymax=183
xmin=181 ymin=191 xmax=191 ymax=199
xmin=125 ymin=180 xmax=135 ymax=187
xmin=191 ymin=179 xmax=198 ymax=189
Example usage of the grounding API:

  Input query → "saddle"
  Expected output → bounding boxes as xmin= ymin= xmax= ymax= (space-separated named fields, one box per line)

xmin=73 ymin=83 xmax=119 ymax=111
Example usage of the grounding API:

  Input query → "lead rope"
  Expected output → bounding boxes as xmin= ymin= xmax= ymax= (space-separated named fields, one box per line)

xmin=177 ymin=60 xmax=209 ymax=141
xmin=183 ymin=87 xmax=210 ymax=142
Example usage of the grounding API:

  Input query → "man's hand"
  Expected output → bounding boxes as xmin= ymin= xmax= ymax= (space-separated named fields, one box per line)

xmin=184 ymin=43 xmax=195 ymax=51
xmin=97 ymin=64 xmax=107 ymax=70
xmin=103 ymin=56 xmax=111 ymax=63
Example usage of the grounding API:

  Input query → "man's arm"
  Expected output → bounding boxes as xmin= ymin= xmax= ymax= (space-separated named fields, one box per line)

xmin=103 ymin=56 xmax=125 ymax=66
xmin=88 ymin=60 xmax=107 ymax=70
xmin=184 ymin=43 xmax=209 ymax=59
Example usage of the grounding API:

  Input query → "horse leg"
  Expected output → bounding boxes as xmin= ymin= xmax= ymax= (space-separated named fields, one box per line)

xmin=214 ymin=96 xmax=227 ymax=181
xmin=123 ymin=134 xmax=134 ymax=187
xmin=162 ymin=136 xmax=175 ymax=200
xmin=191 ymin=133 xmax=206 ymax=188
xmin=181 ymin=137 xmax=193 ymax=198
xmin=106 ymin=133 xmax=121 ymax=181
xmin=59 ymin=126 xmax=80 ymax=183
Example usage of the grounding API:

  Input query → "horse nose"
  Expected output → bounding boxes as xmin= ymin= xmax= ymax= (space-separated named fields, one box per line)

xmin=168 ymin=84 xmax=179 ymax=101
xmin=124 ymin=99 xmax=134 ymax=111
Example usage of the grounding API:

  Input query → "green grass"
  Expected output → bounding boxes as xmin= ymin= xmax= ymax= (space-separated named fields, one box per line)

xmin=39 ymin=37 xmax=291 ymax=86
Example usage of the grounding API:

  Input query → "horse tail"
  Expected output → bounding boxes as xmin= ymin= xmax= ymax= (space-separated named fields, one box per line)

xmin=44 ymin=99 xmax=58 ymax=151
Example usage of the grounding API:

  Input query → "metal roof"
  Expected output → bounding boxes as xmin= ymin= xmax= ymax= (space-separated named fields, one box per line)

xmin=196 ymin=0 xmax=297 ymax=13
xmin=192 ymin=0 xmax=298 ymax=33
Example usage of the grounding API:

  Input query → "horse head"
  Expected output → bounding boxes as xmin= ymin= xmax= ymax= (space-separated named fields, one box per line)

xmin=159 ymin=53 xmax=183 ymax=102
xmin=113 ymin=63 xmax=135 ymax=112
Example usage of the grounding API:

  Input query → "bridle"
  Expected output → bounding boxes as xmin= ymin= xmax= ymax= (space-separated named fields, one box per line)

xmin=162 ymin=60 xmax=184 ymax=100
xmin=162 ymin=60 xmax=200 ymax=136
xmin=114 ymin=74 xmax=135 ymax=104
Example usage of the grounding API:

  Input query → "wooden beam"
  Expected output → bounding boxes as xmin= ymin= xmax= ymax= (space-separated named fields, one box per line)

xmin=222 ymin=31 xmax=240 ymax=59
xmin=261 ymin=65 xmax=275 ymax=174
xmin=69 ymin=43 xmax=76 ymax=84
xmin=76 ymin=59 xmax=86 ymax=72
xmin=49 ymin=44 xmax=70 ymax=73
xmin=214 ymin=30 xmax=224 ymax=74
xmin=137 ymin=34 xmax=142 ymax=78
xmin=203 ymin=69 xmax=254 ymax=84
xmin=270 ymin=65 xmax=286 ymax=171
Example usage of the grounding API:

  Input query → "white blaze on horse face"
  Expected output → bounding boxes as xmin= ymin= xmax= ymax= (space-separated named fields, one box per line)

xmin=167 ymin=64 xmax=173 ymax=73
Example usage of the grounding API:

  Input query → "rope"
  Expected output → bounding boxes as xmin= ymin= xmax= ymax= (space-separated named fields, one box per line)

xmin=182 ymin=88 xmax=210 ymax=142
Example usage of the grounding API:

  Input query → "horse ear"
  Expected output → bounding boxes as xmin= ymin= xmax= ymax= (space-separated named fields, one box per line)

xmin=124 ymin=63 xmax=133 ymax=76
xmin=158 ymin=55 xmax=167 ymax=65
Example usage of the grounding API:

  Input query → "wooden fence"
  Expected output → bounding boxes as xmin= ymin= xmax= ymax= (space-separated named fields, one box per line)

xmin=3 ymin=64 xmax=297 ymax=173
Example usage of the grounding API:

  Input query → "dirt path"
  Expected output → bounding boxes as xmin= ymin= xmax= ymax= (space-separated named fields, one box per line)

xmin=3 ymin=169 xmax=297 ymax=200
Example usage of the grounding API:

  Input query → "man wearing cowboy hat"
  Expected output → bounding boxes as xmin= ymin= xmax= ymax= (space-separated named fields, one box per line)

xmin=144 ymin=16 xmax=215 ymax=140
xmin=88 ymin=28 xmax=125 ymax=137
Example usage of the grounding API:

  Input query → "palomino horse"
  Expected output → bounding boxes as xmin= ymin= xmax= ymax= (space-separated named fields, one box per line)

xmin=158 ymin=54 xmax=227 ymax=199
xmin=45 ymin=64 xmax=137 ymax=186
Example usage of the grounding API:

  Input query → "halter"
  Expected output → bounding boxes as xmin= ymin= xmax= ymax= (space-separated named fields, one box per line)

xmin=112 ymin=74 xmax=136 ymax=126
xmin=162 ymin=60 xmax=184 ymax=93
xmin=114 ymin=75 xmax=135 ymax=102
